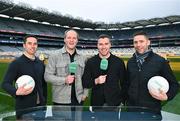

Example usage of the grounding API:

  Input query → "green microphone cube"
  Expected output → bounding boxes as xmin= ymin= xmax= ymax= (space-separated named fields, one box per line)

xmin=100 ymin=58 xmax=108 ymax=71
xmin=69 ymin=61 xmax=77 ymax=74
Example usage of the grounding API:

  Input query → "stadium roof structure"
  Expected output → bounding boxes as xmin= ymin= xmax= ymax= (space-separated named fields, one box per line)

xmin=98 ymin=16 xmax=180 ymax=30
xmin=0 ymin=0 xmax=180 ymax=30
xmin=0 ymin=0 xmax=100 ymax=29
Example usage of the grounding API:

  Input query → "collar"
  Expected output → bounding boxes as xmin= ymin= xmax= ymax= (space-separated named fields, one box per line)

xmin=133 ymin=50 xmax=153 ymax=60
xmin=22 ymin=54 xmax=37 ymax=62
xmin=23 ymin=52 xmax=35 ymax=60
xmin=98 ymin=53 xmax=112 ymax=60
xmin=61 ymin=46 xmax=80 ymax=55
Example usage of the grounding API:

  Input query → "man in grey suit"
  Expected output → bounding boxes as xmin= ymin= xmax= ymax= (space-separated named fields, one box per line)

xmin=44 ymin=29 xmax=88 ymax=106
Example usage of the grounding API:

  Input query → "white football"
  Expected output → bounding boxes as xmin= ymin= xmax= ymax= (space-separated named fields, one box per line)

xmin=147 ymin=76 xmax=169 ymax=93
xmin=15 ymin=75 xmax=35 ymax=89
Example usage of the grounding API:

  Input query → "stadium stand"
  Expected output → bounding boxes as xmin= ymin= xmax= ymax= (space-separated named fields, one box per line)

xmin=0 ymin=0 xmax=180 ymax=59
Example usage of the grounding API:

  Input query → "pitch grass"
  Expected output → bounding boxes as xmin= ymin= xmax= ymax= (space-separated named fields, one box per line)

xmin=162 ymin=92 xmax=180 ymax=114
xmin=0 ymin=58 xmax=180 ymax=114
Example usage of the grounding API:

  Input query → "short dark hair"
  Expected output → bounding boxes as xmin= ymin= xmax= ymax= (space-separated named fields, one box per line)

xmin=23 ymin=35 xmax=38 ymax=43
xmin=98 ymin=34 xmax=111 ymax=40
xmin=97 ymin=34 xmax=112 ymax=45
xmin=133 ymin=31 xmax=149 ymax=40
xmin=64 ymin=29 xmax=79 ymax=39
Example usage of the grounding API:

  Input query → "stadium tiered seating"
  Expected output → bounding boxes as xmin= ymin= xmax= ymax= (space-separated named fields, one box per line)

xmin=0 ymin=46 xmax=21 ymax=52
xmin=0 ymin=14 xmax=180 ymax=54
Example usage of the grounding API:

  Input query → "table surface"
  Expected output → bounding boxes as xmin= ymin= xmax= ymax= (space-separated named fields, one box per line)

xmin=1 ymin=106 xmax=180 ymax=121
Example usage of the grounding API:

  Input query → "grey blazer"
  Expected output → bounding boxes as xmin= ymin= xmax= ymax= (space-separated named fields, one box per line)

xmin=44 ymin=46 xmax=88 ymax=104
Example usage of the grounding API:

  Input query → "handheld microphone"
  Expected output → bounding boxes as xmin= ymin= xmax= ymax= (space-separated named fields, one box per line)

xmin=68 ymin=61 xmax=77 ymax=85
xmin=100 ymin=58 xmax=108 ymax=75
xmin=69 ymin=61 xmax=77 ymax=75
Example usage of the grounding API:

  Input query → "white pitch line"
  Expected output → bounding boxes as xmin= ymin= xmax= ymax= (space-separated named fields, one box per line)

xmin=0 ymin=111 xmax=15 ymax=121
xmin=0 ymin=92 xmax=13 ymax=121
xmin=0 ymin=92 xmax=11 ymax=97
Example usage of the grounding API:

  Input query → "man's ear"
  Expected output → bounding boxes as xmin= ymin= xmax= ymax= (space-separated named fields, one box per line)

xmin=23 ymin=43 xmax=25 ymax=48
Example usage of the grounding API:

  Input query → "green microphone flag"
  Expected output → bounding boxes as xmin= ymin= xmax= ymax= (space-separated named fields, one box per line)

xmin=100 ymin=58 xmax=108 ymax=71
xmin=69 ymin=61 xmax=77 ymax=74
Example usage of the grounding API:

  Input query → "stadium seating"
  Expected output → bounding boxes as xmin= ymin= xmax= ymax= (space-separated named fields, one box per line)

xmin=0 ymin=9 xmax=180 ymax=59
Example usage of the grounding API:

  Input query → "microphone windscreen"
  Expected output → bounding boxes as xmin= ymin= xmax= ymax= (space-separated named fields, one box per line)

xmin=100 ymin=58 xmax=108 ymax=71
xmin=69 ymin=62 xmax=77 ymax=74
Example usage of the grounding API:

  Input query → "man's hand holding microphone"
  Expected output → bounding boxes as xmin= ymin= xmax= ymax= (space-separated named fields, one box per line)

xmin=95 ymin=58 xmax=108 ymax=85
xmin=65 ymin=62 xmax=77 ymax=85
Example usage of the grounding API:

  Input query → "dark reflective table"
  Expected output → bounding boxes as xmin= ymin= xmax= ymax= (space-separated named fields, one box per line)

xmin=0 ymin=106 xmax=179 ymax=121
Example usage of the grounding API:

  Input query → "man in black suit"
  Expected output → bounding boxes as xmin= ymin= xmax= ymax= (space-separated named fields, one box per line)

xmin=125 ymin=31 xmax=179 ymax=120
xmin=1 ymin=35 xmax=47 ymax=119
xmin=82 ymin=34 xmax=126 ymax=107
